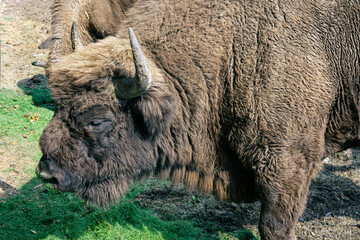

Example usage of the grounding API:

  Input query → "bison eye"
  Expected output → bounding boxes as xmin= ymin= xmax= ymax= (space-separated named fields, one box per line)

xmin=91 ymin=120 xmax=105 ymax=127
xmin=75 ymin=106 xmax=114 ymax=134
xmin=87 ymin=119 xmax=112 ymax=133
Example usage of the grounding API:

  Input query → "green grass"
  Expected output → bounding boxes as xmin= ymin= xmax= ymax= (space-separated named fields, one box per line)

xmin=0 ymin=179 xmax=205 ymax=240
xmin=0 ymin=88 xmax=54 ymax=143
xmin=0 ymin=89 xmax=258 ymax=240
xmin=0 ymin=178 xmax=257 ymax=240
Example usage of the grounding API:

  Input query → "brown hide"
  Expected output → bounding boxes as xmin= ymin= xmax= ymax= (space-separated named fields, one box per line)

xmin=37 ymin=0 xmax=360 ymax=239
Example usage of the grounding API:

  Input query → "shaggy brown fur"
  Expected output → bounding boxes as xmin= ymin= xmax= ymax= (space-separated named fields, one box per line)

xmin=37 ymin=0 xmax=360 ymax=239
xmin=48 ymin=0 xmax=137 ymax=62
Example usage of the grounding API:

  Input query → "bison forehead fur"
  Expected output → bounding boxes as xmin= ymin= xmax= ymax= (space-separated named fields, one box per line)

xmin=37 ymin=0 xmax=360 ymax=239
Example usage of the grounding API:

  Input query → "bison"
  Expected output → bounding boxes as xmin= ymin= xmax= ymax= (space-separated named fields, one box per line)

xmin=33 ymin=0 xmax=137 ymax=68
xmin=36 ymin=0 xmax=360 ymax=239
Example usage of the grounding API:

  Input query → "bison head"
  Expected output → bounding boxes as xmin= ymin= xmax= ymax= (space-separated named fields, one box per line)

xmin=36 ymin=29 xmax=177 ymax=205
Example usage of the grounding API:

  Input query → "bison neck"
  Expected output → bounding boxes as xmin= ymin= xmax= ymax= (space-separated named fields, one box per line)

xmin=144 ymin=14 xmax=260 ymax=202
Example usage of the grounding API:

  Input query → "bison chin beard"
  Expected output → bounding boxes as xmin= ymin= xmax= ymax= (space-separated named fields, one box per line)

xmin=76 ymin=175 xmax=130 ymax=206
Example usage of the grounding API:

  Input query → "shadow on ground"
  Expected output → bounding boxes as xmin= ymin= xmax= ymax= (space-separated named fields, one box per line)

xmin=136 ymin=152 xmax=360 ymax=227
xmin=0 ymin=181 xmax=18 ymax=199
xmin=304 ymin=150 xmax=360 ymax=222
xmin=16 ymin=74 xmax=55 ymax=110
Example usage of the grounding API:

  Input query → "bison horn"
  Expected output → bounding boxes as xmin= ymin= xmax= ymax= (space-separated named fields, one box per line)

xmin=71 ymin=21 xmax=83 ymax=51
xmin=113 ymin=28 xmax=152 ymax=99
xmin=32 ymin=61 xmax=46 ymax=68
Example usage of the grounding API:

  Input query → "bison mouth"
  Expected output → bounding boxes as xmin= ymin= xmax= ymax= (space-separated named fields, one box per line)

xmin=36 ymin=156 xmax=135 ymax=205
xmin=39 ymin=175 xmax=59 ymax=185
xmin=36 ymin=157 xmax=76 ymax=192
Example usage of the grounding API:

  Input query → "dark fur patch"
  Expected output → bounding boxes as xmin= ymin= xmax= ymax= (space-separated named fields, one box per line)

xmin=128 ymin=92 xmax=177 ymax=137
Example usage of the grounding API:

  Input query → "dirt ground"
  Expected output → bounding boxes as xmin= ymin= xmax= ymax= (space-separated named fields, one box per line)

xmin=0 ymin=0 xmax=359 ymax=239
xmin=0 ymin=0 xmax=50 ymax=89
xmin=0 ymin=0 xmax=51 ymax=196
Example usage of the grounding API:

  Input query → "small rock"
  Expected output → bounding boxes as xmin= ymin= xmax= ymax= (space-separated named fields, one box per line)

xmin=33 ymin=53 xmax=45 ymax=57
xmin=325 ymin=211 xmax=334 ymax=217
xmin=231 ymin=202 xmax=238 ymax=208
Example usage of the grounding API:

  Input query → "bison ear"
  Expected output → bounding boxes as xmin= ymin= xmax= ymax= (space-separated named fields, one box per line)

xmin=129 ymin=92 xmax=177 ymax=137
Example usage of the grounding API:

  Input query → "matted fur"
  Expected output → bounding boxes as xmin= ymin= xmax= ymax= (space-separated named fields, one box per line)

xmin=38 ymin=0 xmax=360 ymax=239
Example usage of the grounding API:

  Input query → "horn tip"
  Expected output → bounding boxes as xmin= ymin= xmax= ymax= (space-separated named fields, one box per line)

xmin=32 ymin=61 xmax=46 ymax=68
xmin=128 ymin=28 xmax=135 ymax=39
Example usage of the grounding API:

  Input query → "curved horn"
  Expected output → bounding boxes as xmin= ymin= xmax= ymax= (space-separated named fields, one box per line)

xmin=71 ymin=21 xmax=83 ymax=51
xmin=114 ymin=28 xmax=152 ymax=99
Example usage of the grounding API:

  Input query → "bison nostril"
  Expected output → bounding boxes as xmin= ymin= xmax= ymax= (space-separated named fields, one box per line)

xmin=36 ymin=164 xmax=58 ymax=184
xmin=36 ymin=158 xmax=73 ymax=190
xmin=39 ymin=169 xmax=53 ymax=180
